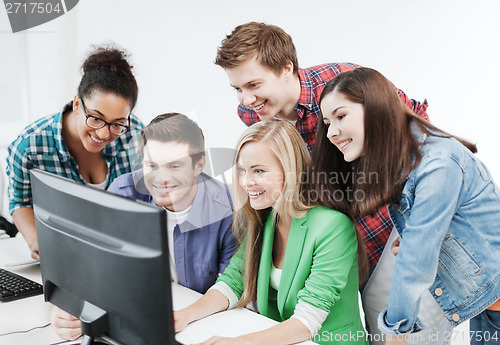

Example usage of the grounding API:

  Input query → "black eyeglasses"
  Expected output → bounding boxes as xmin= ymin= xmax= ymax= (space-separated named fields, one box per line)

xmin=80 ymin=99 xmax=130 ymax=136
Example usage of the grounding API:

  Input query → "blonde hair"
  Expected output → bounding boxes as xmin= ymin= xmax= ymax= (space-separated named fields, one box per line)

xmin=232 ymin=120 xmax=311 ymax=306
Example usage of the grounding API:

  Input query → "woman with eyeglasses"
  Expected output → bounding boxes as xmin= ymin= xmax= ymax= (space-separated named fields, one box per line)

xmin=6 ymin=45 xmax=144 ymax=260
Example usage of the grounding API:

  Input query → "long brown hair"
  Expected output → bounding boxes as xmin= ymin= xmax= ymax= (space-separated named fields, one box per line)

xmin=312 ymin=67 xmax=477 ymax=219
xmin=232 ymin=120 xmax=311 ymax=307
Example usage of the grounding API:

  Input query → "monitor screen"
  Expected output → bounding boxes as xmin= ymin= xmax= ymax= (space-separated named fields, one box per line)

xmin=30 ymin=169 xmax=176 ymax=345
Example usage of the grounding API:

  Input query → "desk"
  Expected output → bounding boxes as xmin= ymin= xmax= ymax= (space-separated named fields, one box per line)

xmin=0 ymin=236 xmax=315 ymax=345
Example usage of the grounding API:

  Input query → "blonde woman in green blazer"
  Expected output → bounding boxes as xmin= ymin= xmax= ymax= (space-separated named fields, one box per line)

xmin=175 ymin=120 xmax=367 ymax=345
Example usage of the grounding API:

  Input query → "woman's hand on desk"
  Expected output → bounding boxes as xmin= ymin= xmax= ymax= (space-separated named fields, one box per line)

xmin=385 ymin=335 xmax=407 ymax=345
xmin=11 ymin=208 xmax=40 ymax=260
xmin=174 ymin=289 xmax=230 ymax=332
xmin=28 ymin=242 xmax=40 ymax=261
xmin=194 ymin=335 xmax=253 ymax=345
xmin=50 ymin=306 xmax=82 ymax=340
xmin=174 ymin=309 xmax=192 ymax=332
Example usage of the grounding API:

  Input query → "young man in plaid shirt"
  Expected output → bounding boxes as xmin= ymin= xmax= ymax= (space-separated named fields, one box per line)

xmin=215 ymin=22 xmax=450 ymax=345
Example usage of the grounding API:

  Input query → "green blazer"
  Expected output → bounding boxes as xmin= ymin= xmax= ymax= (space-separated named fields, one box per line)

xmin=218 ymin=206 xmax=367 ymax=344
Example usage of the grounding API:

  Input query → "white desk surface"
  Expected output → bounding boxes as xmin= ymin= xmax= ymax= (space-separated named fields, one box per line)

xmin=0 ymin=235 xmax=315 ymax=345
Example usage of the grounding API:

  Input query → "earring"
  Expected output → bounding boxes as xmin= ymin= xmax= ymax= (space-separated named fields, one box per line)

xmin=73 ymin=100 xmax=79 ymax=113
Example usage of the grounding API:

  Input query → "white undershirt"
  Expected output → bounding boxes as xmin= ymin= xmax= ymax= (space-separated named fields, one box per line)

xmin=165 ymin=205 xmax=192 ymax=284
xmin=274 ymin=116 xmax=298 ymax=126
xmin=270 ymin=263 xmax=282 ymax=290
xmin=87 ymin=174 xmax=109 ymax=190
xmin=210 ymin=267 xmax=328 ymax=337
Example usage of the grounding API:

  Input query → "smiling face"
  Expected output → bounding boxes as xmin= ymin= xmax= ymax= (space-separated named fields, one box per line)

xmin=74 ymin=92 xmax=131 ymax=153
xmin=320 ymin=90 xmax=365 ymax=162
xmin=237 ymin=141 xmax=285 ymax=210
xmin=225 ymin=57 xmax=296 ymax=121
xmin=142 ymin=140 xmax=204 ymax=212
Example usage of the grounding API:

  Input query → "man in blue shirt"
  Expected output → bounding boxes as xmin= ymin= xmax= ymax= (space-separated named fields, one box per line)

xmin=51 ymin=113 xmax=237 ymax=341
xmin=108 ymin=113 xmax=237 ymax=294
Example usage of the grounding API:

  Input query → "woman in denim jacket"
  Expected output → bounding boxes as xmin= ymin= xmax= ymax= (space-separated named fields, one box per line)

xmin=311 ymin=67 xmax=500 ymax=344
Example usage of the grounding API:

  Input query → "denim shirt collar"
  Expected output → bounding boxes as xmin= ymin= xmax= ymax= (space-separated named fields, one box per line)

xmin=178 ymin=173 xmax=232 ymax=233
xmin=130 ymin=170 xmax=232 ymax=233
xmin=411 ymin=121 xmax=427 ymax=146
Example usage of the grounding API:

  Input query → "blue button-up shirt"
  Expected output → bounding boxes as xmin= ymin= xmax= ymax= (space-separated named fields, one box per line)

xmin=107 ymin=170 xmax=237 ymax=293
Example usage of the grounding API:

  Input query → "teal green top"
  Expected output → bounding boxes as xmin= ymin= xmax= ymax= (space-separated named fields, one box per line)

xmin=218 ymin=206 xmax=367 ymax=344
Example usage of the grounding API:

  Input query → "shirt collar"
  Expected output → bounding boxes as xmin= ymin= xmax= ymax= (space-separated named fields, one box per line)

xmin=411 ymin=122 xmax=428 ymax=144
xmin=179 ymin=173 xmax=231 ymax=233
xmin=178 ymin=174 xmax=209 ymax=232
xmin=296 ymin=68 xmax=316 ymax=116
xmin=52 ymin=102 xmax=72 ymax=162
xmin=133 ymin=171 xmax=231 ymax=232
xmin=140 ymin=174 xmax=204 ymax=229
xmin=133 ymin=169 xmax=150 ymax=195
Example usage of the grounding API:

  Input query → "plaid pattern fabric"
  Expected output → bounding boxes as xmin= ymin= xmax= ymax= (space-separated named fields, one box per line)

xmin=238 ymin=63 xmax=429 ymax=153
xmin=238 ymin=62 xmax=430 ymax=272
xmin=238 ymin=63 xmax=360 ymax=152
xmin=6 ymin=103 xmax=144 ymax=213
xmin=356 ymin=207 xmax=394 ymax=273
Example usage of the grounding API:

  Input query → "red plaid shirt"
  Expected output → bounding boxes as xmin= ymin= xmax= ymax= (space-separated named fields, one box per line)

xmin=237 ymin=62 xmax=429 ymax=273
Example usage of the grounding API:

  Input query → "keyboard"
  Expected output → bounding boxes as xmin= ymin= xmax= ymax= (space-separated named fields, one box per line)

xmin=0 ymin=268 xmax=43 ymax=302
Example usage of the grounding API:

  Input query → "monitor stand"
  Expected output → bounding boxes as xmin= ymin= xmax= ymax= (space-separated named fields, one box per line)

xmin=80 ymin=335 xmax=109 ymax=345
xmin=79 ymin=302 xmax=111 ymax=345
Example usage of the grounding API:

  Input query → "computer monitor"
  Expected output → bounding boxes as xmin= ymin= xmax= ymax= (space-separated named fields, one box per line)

xmin=30 ymin=169 xmax=176 ymax=345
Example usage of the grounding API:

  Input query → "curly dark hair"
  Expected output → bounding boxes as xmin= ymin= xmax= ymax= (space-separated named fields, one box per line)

xmin=78 ymin=44 xmax=138 ymax=109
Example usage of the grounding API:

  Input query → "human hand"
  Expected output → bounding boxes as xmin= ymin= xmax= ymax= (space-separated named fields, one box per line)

xmin=174 ymin=309 xmax=193 ymax=333
xmin=385 ymin=334 xmax=406 ymax=345
xmin=390 ymin=236 xmax=401 ymax=257
xmin=195 ymin=335 xmax=252 ymax=345
xmin=50 ymin=306 xmax=82 ymax=340
xmin=28 ymin=241 xmax=40 ymax=260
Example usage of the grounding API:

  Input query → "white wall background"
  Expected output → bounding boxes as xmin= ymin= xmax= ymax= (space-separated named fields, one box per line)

xmin=1 ymin=0 xmax=500 ymax=216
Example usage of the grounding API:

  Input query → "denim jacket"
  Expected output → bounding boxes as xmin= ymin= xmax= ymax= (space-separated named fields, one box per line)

xmin=378 ymin=126 xmax=500 ymax=335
